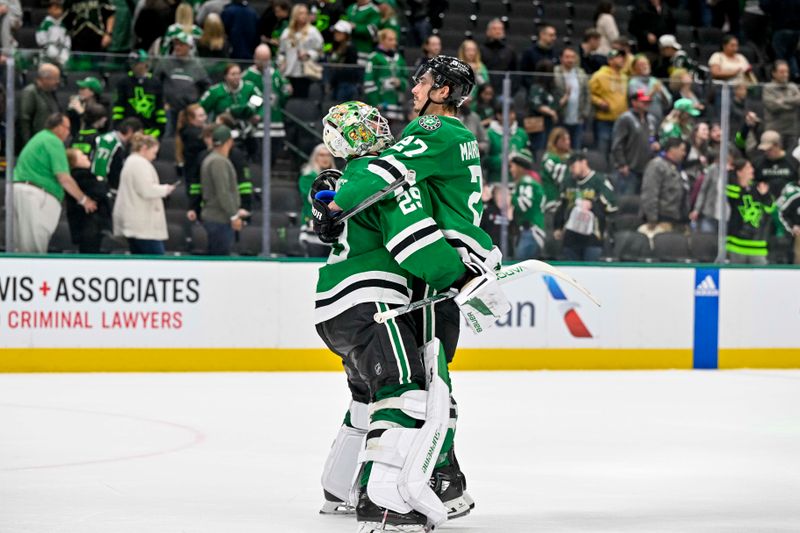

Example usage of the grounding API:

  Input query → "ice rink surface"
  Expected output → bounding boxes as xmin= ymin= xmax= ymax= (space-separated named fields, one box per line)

xmin=2 ymin=370 xmax=800 ymax=533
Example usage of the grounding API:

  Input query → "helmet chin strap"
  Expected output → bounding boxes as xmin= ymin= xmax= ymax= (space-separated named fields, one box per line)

xmin=419 ymin=86 xmax=447 ymax=116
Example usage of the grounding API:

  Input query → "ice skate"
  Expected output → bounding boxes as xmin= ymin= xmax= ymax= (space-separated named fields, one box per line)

xmin=355 ymin=490 xmax=431 ymax=532
xmin=319 ymin=490 xmax=355 ymax=515
xmin=430 ymin=462 xmax=473 ymax=520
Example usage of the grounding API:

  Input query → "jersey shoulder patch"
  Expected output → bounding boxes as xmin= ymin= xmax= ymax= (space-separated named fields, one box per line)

xmin=417 ymin=115 xmax=442 ymax=131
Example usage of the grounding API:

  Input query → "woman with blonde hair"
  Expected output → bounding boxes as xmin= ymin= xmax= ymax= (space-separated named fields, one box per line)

xmin=458 ymin=38 xmax=489 ymax=102
xmin=161 ymin=2 xmax=203 ymax=55
xmin=298 ymin=143 xmax=336 ymax=257
xmin=113 ymin=133 xmax=177 ymax=255
xmin=278 ymin=3 xmax=323 ymax=98
xmin=197 ymin=12 xmax=230 ymax=75
xmin=540 ymin=127 xmax=572 ymax=209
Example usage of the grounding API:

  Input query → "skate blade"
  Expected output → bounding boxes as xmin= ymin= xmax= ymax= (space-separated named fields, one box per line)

xmin=356 ymin=521 xmax=431 ymax=532
xmin=462 ymin=490 xmax=475 ymax=509
xmin=319 ymin=500 xmax=355 ymax=515
xmin=444 ymin=495 xmax=472 ymax=520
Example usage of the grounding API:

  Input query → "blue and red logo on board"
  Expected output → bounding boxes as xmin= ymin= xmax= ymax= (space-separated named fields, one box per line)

xmin=542 ymin=274 xmax=593 ymax=338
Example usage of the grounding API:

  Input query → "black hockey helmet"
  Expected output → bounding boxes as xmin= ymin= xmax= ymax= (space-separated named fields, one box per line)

xmin=412 ymin=55 xmax=476 ymax=109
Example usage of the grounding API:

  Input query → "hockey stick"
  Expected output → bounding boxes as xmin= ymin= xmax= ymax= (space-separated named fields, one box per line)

xmin=333 ymin=170 xmax=417 ymax=225
xmin=373 ymin=260 xmax=601 ymax=324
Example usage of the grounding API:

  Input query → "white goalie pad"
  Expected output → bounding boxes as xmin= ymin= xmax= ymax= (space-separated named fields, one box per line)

xmin=321 ymin=401 xmax=368 ymax=503
xmin=361 ymin=340 xmax=450 ymax=527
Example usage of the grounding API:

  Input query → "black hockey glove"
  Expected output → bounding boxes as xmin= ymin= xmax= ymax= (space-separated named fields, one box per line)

xmin=309 ymin=169 xmax=342 ymax=202
xmin=312 ymin=192 xmax=343 ymax=243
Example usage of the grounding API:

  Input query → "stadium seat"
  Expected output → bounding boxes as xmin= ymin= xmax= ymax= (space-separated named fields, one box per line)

xmin=613 ymin=213 xmax=643 ymax=232
xmin=689 ymin=232 xmax=719 ymax=263
xmin=613 ymin=230 xmax=652 ymax=262
xmin=617 ymin=195 xmax=641 ymax=215
xmin=165 ymin=223 xmax=187 ymax=254
xmin=695 ymin=26 xmax=724 ymax=45
xmin=271 ymin=183 xmax=302 ymax=212
xmin=189 ymin=223 xmax=207 ymax=255
xmin=768 ymin=235 xmax=792 ymax=264
xmin=154 ymin=160 xmax=179 ymax=184
xmin=236 ymin=225 xmax=263 ymax=256
xmin=585 ymin=150 xmax=610 ymax=173
xmin=48 ymin=221 xmax=75 ymax=253
xmin=652 ymin=232 xmax=691 ymax=262
xmin=165 ymin=190 xmax=189 ymax=211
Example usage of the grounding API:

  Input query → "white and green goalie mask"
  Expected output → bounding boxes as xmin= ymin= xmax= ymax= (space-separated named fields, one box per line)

xmin=322 ymin=101 xmax=394 ymax=159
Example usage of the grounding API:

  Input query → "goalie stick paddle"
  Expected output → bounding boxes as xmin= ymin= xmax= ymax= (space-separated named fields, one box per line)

xmin=334 ymin=170 xmax=417 ymax=225
xmin=373 ymin=260 xmax=601 ymax=324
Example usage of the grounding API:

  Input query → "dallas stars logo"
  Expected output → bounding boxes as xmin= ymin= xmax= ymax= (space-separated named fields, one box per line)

xmin=418 ymin=115 xmax=441 ymax=131
xmin=128 ymin=86 xmax=156 ymax=119
xmin=738 ymin=195 xmax=764 ymax=228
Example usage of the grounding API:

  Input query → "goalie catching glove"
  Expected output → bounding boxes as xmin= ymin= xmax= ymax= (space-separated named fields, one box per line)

xmin=311 ymin=169 xmax=344 ymax=244
xmin=453 ymin=248 xmax=511 ymax=334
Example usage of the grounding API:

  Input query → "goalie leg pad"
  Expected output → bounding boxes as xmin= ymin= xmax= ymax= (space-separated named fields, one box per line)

xmin=361 ymin=340 xmax=450 ymax=527
xmin=321 ymin=401 xmax=368 ymax=504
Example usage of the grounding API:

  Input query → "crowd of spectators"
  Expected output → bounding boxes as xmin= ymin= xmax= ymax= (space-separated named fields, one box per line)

xmin=3 ymin=0 xmax=800 ymax=264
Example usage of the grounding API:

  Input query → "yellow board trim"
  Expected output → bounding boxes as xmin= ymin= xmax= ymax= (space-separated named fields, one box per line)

xmin=0 ymin=348 xmax=693 ymax=372
xmin=718 ymin=348 xmax=800 ymax=369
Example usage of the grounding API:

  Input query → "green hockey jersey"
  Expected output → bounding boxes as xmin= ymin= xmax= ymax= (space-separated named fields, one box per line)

xmin=725 ymin=182 xmax=776 ymax=257
xmin=90 ymin=130 xmax=125 ymax=190
xmin=512 ymin=175 xmax=546 ymax=234
xmin=342 ymin=2 xmax=380 ymax=59
xmin=540 ymin=151 xmax=570 ymax=209
xmin=777 ymin=181 xmax=800 ymax=233
xmin=315 ymin=155 xmax=465 ymax=324
xmin=242 ymin=65 xmax=291 ymax=138
xmin=553 ymin=170 xmax=618 ymax=241
xmin=199 ymin=80 xmax=263 ymax=121
xmin=334 ymin=114 xmax=495 ymax=264
xmin=364 ymin=49 xmax=407 ymax=120
xmin=487 ymin=120 xmax=529 ymax=183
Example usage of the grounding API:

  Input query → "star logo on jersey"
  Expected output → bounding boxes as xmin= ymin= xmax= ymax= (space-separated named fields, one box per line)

xmin=418 ymin=115 xmax=441 ymax=131
xmin=128 ymin=86 xmax=156 ymax=119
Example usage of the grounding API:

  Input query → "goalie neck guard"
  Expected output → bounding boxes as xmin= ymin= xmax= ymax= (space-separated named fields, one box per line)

xmin=413 ymin=55 xmax=476 ymax=115
xmin=322 ymin=101 xmax=394 ymax=160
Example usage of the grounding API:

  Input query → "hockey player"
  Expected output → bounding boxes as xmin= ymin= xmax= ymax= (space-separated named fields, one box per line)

xmin=318 ymin=56 xmax=501 ymax=523
xmin=314 ymin=101 xmax=508 ymax=532
xmin=112 ymin=50 xmax=167 ymax=139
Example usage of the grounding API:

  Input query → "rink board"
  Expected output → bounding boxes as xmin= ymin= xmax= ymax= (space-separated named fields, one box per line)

xmin=0 ymin=257 xmax=797 ymax=371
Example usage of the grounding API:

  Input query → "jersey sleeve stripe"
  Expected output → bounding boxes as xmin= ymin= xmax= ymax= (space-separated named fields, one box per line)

xmin=441 ymin=229 xmax=492 ymax=262
xmin=393 ymin=230 xmax=445 ymax=264
xmin=368 ymin=157 xmax=406 ymax=184
xmin=385 ymin=218 xmax=437 ymax=251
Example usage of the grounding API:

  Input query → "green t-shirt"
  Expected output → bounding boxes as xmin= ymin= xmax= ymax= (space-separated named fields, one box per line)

xmin=13 ymin=129 xmax=69 ymax=202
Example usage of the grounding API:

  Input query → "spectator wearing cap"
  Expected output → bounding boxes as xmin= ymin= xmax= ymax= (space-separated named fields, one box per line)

xmin=708 ymin=35 xmax=752 ymax=83
xmin=70 ymin=102 xmax=108 ymax=156
xmin=113 ymin=50 xmax=167 ymax=138
xmin=753 ymin=130 xmax=800 ymax=198
xmin=36 ymin=0 xmax=71 ymax=67
xmin=510 ymin=149 xmax=546 ymax=260
xmin=154 ymin=31 xmax=211 ymax=135
xmin=113 ymin=133 xmax=176 ymax=255
xmin=725 ymin=158 xmax=775 ymax=264
xmin=760 ymin=0 xmax=800 ymax=82
xmin=520 ymin=24 xmax=560 ymax=80
xmin=67 ymin=75 xmax=107 ymax=139
xmin=611 ymin=88 xmax=660 ymax=194
xmin=12 ymin=113 xmax=98 ymax=253
xmin=628 ymin=54 xmax=672 ymax=123
xmin=589 ymin=47 xmax=628 ymax=160
xmin=762 ymin=60 xmax=800 ymax=153
xmin=62 ymin=0 xmax=114 ymax=54
xmin=481 ymin=18 xmax=518 ymax=93
xmin=222 ymin=0 xmax=259 ymax=60
xmin=654 ymin=34 xmax=696 ymax=79
xmin=326 ymin=20 xmax=360 ymax=101
xmin=554 ymin=47 xmax=591 ymax=150
xmin=18 ymin=63 xmax=61 ymax=146
xmin=628 ymin=0 xmax=676 ymax=58
xmin=660 ymin=98 xmax=701 ymax=145
xmin=579 ymin=29 xmax=607 ymax=75
xmin=640 ymin=137 xmax=689 ymax=234
xmin=160 ymin=2 xmax=203 ymax=56
xmin=554 ymin=152 xmax=618 ymax=262
xmin=201 ymin=125 xmax=248 ymax=255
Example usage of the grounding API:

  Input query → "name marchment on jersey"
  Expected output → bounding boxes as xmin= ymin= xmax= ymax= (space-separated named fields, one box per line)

xmin=460 ymin=140 xmax=479 ymax=161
